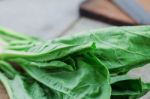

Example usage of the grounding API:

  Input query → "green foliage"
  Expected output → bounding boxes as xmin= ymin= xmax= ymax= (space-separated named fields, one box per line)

xmin=0 ymin=26 xmax=150 ymax=99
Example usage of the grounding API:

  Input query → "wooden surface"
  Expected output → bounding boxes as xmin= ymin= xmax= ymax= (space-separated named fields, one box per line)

xmin=0 ymin=83 xmax=8 ymax=99
xmin=80 ymin=0 xmax=136 ymax=25
xmin=80 ymin=0 xmax=150 ymax=25
xmin=137 ymin=0 xmax=150 ymax=13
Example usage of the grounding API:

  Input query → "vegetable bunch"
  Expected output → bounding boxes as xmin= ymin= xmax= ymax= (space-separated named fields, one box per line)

xmin=0 ymin=26 xmax=150 ymax=99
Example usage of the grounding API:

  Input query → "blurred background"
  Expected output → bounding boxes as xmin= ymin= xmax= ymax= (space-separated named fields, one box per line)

xmin=0 ymin=0 xmax=150 ymax=40
xmin=0 ymin=0 xmax=150 ymax=98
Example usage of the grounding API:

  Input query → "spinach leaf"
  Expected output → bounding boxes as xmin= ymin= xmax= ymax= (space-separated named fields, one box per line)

xmin=1 ymin=26 xmax=150 ymax=99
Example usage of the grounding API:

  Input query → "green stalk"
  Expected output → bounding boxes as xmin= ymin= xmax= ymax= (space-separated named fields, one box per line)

xmin=0 ymin=61 xmax=18 ymax=78
xmin=0 ymin=27 xmax=35 ymax=41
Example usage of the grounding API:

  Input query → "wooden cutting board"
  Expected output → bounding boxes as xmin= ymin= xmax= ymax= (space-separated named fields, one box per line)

xmin=80 ymin=0 xmax=135 ymax=25
xmin=80 ymin=0 xmax=150 ymax=25
xmin=0 ymin=83 xmax=8 ymax=99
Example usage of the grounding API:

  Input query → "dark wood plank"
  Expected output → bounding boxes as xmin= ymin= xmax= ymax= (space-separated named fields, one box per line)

xmin=0 ymin=83 xmax=8 ymax=99
xmin=80 ymin=0 xmax=137 ymax=25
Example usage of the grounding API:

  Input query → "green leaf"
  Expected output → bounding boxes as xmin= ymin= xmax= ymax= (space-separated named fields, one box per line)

xmin=0 ymin=61 xmax=18 ymax=78
xmin=19 ymin=54 xmax=111 ymax=99
xmin=52 ymin=26 xmax=150 ymax=74
xmin=1 ymin=26 xmax=150 ymax=99
xmin=0 ymin=72 xmax=32 ymax=99
xmin=111 ymin=75 xmax=150 ymax=99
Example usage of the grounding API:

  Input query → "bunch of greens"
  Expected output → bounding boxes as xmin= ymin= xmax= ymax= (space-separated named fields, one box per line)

xmin=0 ymin=26 xmax=150 ymax=99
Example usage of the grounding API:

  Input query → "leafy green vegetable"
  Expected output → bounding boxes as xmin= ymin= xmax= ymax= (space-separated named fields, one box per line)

xmin=0 ymin=26 xmax=150 ymax=99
